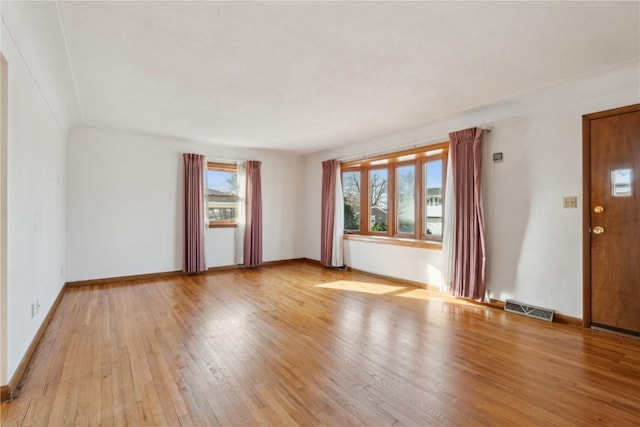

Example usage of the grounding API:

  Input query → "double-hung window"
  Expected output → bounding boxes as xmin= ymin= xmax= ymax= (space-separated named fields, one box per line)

xmin=341 ymin=142 xmax=448 ymax=248
xmin=206 ymin=162 xmax=238 ymax=228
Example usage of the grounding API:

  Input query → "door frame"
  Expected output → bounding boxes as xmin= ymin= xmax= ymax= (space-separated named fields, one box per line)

xmin=582 ymin=103 xmax=640 ymax=328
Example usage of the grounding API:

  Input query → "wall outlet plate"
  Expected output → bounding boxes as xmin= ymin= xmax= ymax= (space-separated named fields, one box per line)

xmin=493 ymin=152 xmax=503 ymax=162
xmin=563 ymin=196 xmax=578 ymax=208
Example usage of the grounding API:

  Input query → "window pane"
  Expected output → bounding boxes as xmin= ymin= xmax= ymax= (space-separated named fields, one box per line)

xmin=342 ymin=171 xmax=361 ymax=231
xmin=207 ymin=170 xmax=238 ymax=221
xmin=424 ymin=160 xmax=443 ymax=237
xmin=396 ymin=165 xmax=415 ymax=234
xmin=611 ymin=168 xmax=633 ymax=197
xmin=369 ymin=169 xmax=388 ymax=233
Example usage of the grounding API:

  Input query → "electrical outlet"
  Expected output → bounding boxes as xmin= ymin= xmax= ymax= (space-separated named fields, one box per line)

xmin=31 ymin=303 xmax=35 ymax=318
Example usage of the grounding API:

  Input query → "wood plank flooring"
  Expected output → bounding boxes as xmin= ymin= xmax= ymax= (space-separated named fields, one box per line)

xmin=2 ymin=261 xmax=639 ymax=426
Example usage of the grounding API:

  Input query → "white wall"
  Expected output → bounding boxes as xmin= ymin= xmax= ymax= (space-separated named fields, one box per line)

xmin=0 ymin=2 xmax=80 ymax=133
xmin=0 ymin=0 xmax=4 ymax=388
xmin=1 ymin=2 xmax=78 ymax=383
xmin=304 ymin=60 xmax=640 ymax=318
xmin=66 ymin=126 xmax=305 ymax=282
xmin=0 ymin=55 xmax=6 ymax=390
xmin=346 ymin=240 xmax=443 ymax=287
xmin=1 ymin=2 xmax=637 ymax=389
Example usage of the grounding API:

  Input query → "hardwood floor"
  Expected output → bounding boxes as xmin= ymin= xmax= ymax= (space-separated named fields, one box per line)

xmin=2 ymin=261 xmax=639 ymax=426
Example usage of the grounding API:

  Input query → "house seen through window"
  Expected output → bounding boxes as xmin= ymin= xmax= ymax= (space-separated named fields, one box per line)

xmin=207 ymin=162 xmax=238 ymax=227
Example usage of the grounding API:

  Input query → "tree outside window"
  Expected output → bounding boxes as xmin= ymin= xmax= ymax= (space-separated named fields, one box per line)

xmin=343 ymin=171 xmax=361 ymax=231
xmin=340 ymin=143 xmax=447 ymax=242
xmin=369 ymin=169 xmax=388 ymax=232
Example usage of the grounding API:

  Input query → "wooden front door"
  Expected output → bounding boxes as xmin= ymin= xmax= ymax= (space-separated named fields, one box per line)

xmin=583 ymin=104 xmax=640 ymax=335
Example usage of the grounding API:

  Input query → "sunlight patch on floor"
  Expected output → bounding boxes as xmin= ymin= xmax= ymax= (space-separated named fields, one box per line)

xmin=395 ymin=288 xmax=440 ymax=300
xmin=317 ymin=280 xmax=478 ymax=307
xmin=395 ymin=288 xmax=475 ymax=305
xmin=316 ymin=280 xmax=406 ymax=295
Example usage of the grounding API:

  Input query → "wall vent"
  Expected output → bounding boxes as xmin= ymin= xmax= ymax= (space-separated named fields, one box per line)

xmin=504 ymin=299 xmax=554 ymax=322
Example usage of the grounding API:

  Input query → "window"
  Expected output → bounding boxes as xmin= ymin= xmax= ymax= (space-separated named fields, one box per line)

xmin=207 ymin=162 xmax=238 ymax=227
xmin=341 ymin=143 xmax=448 ymax=248
xmin=343 ymin=170 xmax=361 ymax=232
xmin=424 ymin=158 xmax=443 ymax=237
xmin=369 ymin=168 xmax=388 ymax=232
xmin=396 ymin=164 xmax=416 ymax=234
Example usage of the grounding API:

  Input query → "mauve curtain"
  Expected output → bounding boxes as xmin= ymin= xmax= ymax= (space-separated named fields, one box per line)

xmin=321 ymin=160 xmax=344 ymax=267
xmin=183 ymin=153 xmax=206 ymax=274
xmin=449 ymin=127 xmax=486 ymax=301
xmin=244 ymin=160 xmax=262 ymax=267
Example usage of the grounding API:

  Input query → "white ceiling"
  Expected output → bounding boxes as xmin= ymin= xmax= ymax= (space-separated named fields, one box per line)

xmin=54 ymin=1 xmax=639 ymax=153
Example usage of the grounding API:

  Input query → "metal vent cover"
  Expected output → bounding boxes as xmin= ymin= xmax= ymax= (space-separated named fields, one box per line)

xmin=504 ymin=299 xmax=554 ymax=322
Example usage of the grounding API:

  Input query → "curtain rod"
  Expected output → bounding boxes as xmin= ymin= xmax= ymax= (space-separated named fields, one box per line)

xmin=337 ymin=126 xmax=492 ymax=163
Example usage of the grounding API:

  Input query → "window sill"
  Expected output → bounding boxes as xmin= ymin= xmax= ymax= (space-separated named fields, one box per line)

xmin=343 ymin=234 xmax=442 ymax=250
xmin=208 ymin=222 xmax=237 ymax=229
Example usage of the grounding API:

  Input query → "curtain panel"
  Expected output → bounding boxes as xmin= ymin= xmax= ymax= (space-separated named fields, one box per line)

xmin=321 ymin=159 xmax=344 ymax=267
xmin=332 ymin=167 xmax=344 ymax=267
xmin=235 ymin=161 xmax=247 ymax=265
xmin=183 ymin=153 xmax=206 ymax=274
xmin=244 ymin=160 xmax=262 ymax=267
xmin=449 ymin=127 xmax=486 ymax=301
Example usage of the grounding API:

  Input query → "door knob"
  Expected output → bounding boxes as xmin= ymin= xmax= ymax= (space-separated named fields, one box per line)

xmin=592 ymin=226 xmax=605 ymax=234
xmin=593 ymin=206 xmax=604 ymax=213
